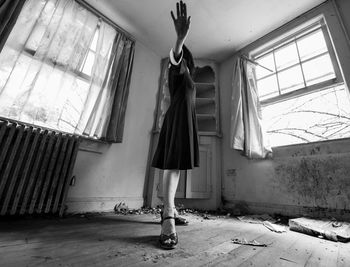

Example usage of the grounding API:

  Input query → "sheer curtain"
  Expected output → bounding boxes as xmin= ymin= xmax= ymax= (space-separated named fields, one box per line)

xmin=0 ymin=0 xmax=135 ymax=141
xmin=230 ymin=56 xmax=272 ymax=158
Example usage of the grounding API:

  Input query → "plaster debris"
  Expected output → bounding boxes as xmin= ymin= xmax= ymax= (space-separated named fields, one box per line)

xmin=114 ymin=201 xmax=129 ymax=214
xmin=237 ymin=214 xmax=276 ymax=224
xmin=289 ymin=217 xmax=350 ymax=242
xmin=263 ymin=221 xmax=287 ymax=233
xmin=237 ymin=214 xmax=288 ymax=233
xmin=232 ymin=238 xmax=270 ymax=247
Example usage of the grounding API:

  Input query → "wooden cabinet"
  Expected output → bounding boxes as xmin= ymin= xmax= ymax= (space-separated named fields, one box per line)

xmin=146 ymin=58 xmax=221 ymax=210
xmin=194 ymin=60 xmax=220 ymax=134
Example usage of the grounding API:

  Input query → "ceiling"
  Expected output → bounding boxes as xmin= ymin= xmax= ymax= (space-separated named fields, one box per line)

xmin=86 ymin=0 xmax=326 ymax=62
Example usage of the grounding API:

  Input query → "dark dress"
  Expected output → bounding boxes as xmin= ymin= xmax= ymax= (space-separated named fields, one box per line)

xmin=152 ymin=54 xmax=199 ymax=170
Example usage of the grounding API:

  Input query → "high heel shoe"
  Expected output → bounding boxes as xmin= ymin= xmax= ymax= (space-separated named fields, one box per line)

xmin=159 ymin=216 xmax=178 ymax=249
xmin=160 ymin=211 xmax=189 ymax=226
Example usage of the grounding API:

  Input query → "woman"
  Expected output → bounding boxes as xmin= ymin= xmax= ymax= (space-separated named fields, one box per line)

xmin=152 ymin=1 xmax=199 ymax=249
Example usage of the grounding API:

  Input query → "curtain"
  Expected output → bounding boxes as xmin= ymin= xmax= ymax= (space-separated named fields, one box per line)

xmin=0 ymin=0 xmax=135 ymax=142
xmin=230 ymin=56 xmax=272 ymax=158
xmin=0 ymin=0 xmax=26 ymax=53
xmin=104 ymin=39 xmax=135 ymax=142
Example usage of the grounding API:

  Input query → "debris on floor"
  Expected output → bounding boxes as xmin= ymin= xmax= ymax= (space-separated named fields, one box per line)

xmin=237 ymin=214 xmax=287 ymax=233
xmin=263 ymin=221 xmax=287 ymax=233
xmin=289 ymin=217 xmax=350 ymax=242
xmin=114 ymin=205 xmax=162 ymax=215
xmin=114 ymin=201 xmax=129 ymax=214
xmin=112 ymin=204 xmax=227 ymax=218
xmin=280 ymin=257 xmax=298 ymax=264
xmin=237 ymin=214 xmax=276 ymax=224
xmin=232 ymin=238 xmax=271 ymax=247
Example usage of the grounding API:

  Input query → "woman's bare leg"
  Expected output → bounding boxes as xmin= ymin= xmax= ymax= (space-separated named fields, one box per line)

xmin=162 ymin=169 xmax=180 ymax=235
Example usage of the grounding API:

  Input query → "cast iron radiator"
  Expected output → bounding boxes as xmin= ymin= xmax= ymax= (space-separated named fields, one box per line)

xmin=0 ymin=119 xmax=80 ymax=216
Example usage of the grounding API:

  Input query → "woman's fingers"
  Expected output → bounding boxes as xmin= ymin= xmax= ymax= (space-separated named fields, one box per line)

xmin=171 ymin=11 xmax=176 ymax=22
xmin=183 ymin=2 xmax=187 ymax=18
xmin=172 ymin=1 xmax=188 ymax=21
xmin=176 ymin=2 xmax=180 ymax=18
xmin=181 ymin=1 xmax=185 ymax=17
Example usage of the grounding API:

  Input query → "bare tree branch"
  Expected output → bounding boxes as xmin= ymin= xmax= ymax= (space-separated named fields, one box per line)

xmin=325 ymin=124 xmax=350 ymax=138
xmin=283 ymin=110 xmax=350 ymax=120
xmin=267 ymin=127 xmax=327 ymax=140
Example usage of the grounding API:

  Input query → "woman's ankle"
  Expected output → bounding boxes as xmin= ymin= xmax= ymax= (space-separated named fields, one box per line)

xmin=162 ymin=206 xmax=176 ymax=217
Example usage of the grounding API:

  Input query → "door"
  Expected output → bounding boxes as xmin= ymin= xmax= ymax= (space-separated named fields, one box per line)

xmin=185 ymin=144 xmax=211 ymax=199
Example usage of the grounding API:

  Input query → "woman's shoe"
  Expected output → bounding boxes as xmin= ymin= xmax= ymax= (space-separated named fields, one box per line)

xmin=161 ymin=211 xmax=189 ymax=226
xmin=174 ymin=215 xmax=189 ymax=225
xmin=159 ymin=216 xmax=178 ymax=249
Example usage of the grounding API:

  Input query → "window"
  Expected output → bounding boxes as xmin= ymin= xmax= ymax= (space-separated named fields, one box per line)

xmin=253 ymin=19 xmax=350 ymax=147
xmin=0 ymin=0 xmax=134 ymax=141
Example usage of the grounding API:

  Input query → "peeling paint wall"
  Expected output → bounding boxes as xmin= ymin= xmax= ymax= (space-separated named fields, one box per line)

xmin=219 ymin=0 xmax=350 ymax=219
xmin=272 ymin=142 xmax=350 ymax=211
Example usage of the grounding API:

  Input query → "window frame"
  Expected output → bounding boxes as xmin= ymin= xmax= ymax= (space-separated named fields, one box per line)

xmin=233 ymin=1 xmax=350 ymax=149
xmin=0 ymin=0 xmax=135 ymax=143
xmin=251 ymin=18 xmax=344 ymax=108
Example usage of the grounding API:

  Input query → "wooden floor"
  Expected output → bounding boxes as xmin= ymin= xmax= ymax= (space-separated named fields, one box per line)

xmin=0 ymin=213 xmax=349 ymax=267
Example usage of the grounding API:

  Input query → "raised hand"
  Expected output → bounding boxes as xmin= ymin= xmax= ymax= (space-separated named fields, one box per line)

xmin=171 ymin=1 xmax=191 ymax=56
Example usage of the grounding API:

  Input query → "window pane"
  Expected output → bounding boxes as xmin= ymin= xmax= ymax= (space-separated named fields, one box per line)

xmin=297 ymin=29 xmax=327 ymax=61
xmin=90 ymin=29 xmax=99 ymax=51
xmin=26 ymin=25 xmax=47 ymax=52
xmin=255 ymin=53 xmax=275 ymax=79
xmin=302 ymin=53 xmax=336 ymax=86
xmin=262 ymin=85 xmax=350 ymax=147
xmin=25 ymin=1 xmax=57 ymax=52
xmin=274 ymin=42 xmax=299 ymax=70
xmin=82 ymin=51 xmax=96 ymax=76
xmin=257 ymin=75 xmax=279 ymax=100
xmin=278 ymin=65 xmax=304 ymax=93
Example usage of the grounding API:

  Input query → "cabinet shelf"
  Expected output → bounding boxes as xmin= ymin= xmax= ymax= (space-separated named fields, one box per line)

xmin=194 ymin=66 xmax=215 ymax=83
xmin=196 ymin=83 xmax=215 ymax=98
xmin=196 ymin=98 xmax=215 ymax=112
xmin=197 ymin=114 xmax=216 ymax=120
xmin=195 ymin=82 xmax=215 ymax=86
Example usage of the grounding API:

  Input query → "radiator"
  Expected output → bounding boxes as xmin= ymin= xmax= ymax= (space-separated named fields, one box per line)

xmin=0 ymin=119 xmax=80 ymax=216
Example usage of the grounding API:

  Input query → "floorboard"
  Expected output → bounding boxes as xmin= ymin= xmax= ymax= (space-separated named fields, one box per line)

xmin=0 ymin=213 xmax=349 ymax=267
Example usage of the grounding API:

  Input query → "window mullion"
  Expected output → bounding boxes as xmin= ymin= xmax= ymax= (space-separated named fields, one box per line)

xmin=272 ymin=50 xmax=281 ymax=95
xmin=295 ymin=39 xmax=307 ymax=87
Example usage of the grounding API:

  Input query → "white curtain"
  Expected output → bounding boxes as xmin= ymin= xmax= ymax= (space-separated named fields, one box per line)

xmin=230 ymin=57 xmax=272 ymax=158
xmin=0 ymin=0 xmax=133 ymax=139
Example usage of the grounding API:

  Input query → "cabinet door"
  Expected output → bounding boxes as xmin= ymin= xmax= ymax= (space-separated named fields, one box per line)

xmin=157 ymin=170 xmax=186 ymax=198
xmin=185 ymin=144 xmax=211 ymax=199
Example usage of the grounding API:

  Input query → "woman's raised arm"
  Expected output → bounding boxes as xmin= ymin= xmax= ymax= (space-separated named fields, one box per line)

xmin=170 ymin=1 xmax=191 ymax=59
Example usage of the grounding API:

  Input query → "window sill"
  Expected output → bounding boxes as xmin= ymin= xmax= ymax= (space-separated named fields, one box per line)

xmin=79 ymin=136 xmax=111 ymax=154
xmin=272 ymin=137 xmax=350 ymax=158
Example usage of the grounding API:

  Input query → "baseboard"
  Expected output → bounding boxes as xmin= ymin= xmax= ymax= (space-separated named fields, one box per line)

xmin=224 ymin=200 xmax=350 ymax=221
xmin=65 ymin=197 xmax=144 ymax=214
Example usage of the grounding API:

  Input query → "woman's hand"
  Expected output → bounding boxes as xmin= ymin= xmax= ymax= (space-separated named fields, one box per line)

xmin=171 ymin=1 xmax=191 ymax=57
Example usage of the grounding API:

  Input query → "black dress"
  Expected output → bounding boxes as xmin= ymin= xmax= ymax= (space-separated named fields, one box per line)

xmin=152 ymin=53 xmax=199 ymax=170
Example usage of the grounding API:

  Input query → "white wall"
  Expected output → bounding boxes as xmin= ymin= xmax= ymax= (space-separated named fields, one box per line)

xmin=219 ymin=0 xmax=350 ymax=219
xmin=336 ymin=0 xmax=350 ymax=38
xmin=66 ymin=41 xmax=161 ymax=213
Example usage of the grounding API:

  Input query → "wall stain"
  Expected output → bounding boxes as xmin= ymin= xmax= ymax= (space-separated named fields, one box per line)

xmin=273 ymin=155 xmax=350 ymax=209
